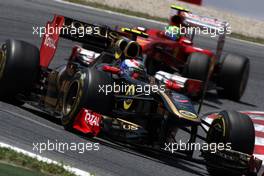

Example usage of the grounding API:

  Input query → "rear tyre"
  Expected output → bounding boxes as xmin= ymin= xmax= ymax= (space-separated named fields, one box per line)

xmin=61 ymin=68 xmax=114 ymax=130
xmin=0 ymin=39 xmax=39 ymax=100
xmin=217 ymin=54 xmax=249 ymax=101
xmin=205 ymin=110 xmax=255 ymax=175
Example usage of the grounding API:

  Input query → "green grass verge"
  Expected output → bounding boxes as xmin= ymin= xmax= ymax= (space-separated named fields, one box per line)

xmin=0 ymin=162 xmax=46 ymax=176
xmin=0 ymin=147 xmax=76 ymax=176
xmin=66 ymin=0 xmax=264 ymax=44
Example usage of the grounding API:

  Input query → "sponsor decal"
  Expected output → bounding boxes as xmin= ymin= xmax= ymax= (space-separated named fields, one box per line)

xmin=122 ymin=124 xmax=138 ymax=131
xmin=179 ymin=110 xmax=197 ymax=119
xmin=84 ymin=110 xmax=100 ymax=127
xmin=44 ymin=34 xmax=56 ymax=49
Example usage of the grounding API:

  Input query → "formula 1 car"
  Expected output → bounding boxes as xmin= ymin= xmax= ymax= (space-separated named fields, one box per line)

xmin=134 ymin=5 xmax=250 ymax=100
xmin=0 ymin=15 xmax=260 ymax=175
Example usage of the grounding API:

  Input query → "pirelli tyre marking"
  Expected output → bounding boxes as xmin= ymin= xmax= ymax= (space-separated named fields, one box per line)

xmin=0 ymin=46 xmax=6 ymax=79
xmin=214 ymin=114 xmax=226 ymax=137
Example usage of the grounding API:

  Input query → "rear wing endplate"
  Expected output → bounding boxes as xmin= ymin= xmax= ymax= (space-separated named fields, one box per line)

xmin=40 ymin=15 xmax=116 ymax=68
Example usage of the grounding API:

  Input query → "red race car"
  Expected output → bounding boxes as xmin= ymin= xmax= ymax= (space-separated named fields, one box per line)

xmin=135 ymin=5 xmax=249 ymax=100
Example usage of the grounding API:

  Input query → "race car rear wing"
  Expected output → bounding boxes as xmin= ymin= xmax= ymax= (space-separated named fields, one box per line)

xmin=170 ymin=5 xmax=230 ymax=59
xmin=40 ymin=15 xmax=147 ymax=68
xmin=40 ymin=15 xmax=119 ymax=68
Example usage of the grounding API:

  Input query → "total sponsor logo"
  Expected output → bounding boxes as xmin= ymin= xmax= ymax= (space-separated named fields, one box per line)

xmin=44 ymin=34 xmax=56 ymax=49
xmin=84 ymin=110 xmax=100 ymax=127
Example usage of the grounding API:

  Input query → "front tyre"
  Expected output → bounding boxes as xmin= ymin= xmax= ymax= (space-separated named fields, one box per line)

xmin=183 ymin=52 xmax=211 ymax=99
xmin=183 ymin=52 xmax=211 ymax=81
xmin=205 ymin=110 xmax=255 ymax=175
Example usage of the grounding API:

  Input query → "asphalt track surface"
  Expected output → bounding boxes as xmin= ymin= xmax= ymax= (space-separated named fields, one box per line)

xmin=0 ymin=0 xmax=264 ymax=176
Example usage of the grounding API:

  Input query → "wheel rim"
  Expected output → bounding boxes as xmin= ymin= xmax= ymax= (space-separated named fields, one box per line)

xmin=63 ymin=81 xmax=80 ymax=116
xmin=207 ymin=117 xmax=225 ymax=144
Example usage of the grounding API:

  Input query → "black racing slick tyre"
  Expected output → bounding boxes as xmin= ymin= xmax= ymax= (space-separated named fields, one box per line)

xmin=217 ymin=54 xmax=249 ymax=101
xmin=0 ymin=39 xmax=39 ymax=99
xmin=61 ymin=68 xmax=114 ymax=130
xmin=183 ymin=52 xmax=211 ymax=82
xmin=207 ymin=110 xmax=255 ymax=154
xmin=205 ymin=110 xmax=255 ymax=176
xmin=183 ymin=52 xmax=211 ymax=99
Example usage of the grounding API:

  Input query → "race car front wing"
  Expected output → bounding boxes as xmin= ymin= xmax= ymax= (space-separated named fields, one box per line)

xmin=202 ymin=148 xmax=262 ymax=175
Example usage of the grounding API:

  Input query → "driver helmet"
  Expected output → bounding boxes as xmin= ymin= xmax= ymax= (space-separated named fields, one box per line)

xmin=165 ymin=25 xmax=181 ymax=41
xmin=120 ymin=59 xmax=144 ymax=74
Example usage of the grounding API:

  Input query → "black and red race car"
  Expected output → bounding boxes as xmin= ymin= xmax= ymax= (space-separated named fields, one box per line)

xmin=0 ymin=15 xmax=261 ymax=175
xmin=134 ymin=5 xmax=250 ymax=100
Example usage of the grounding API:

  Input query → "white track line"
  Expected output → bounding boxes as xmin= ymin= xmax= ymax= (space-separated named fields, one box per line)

xmin=0 ymin=142 xmax=92 ymax=176
xmin=54 ymin=0 xmax=264 ymax=47
xmin=0 ymin=109 xmax=60 ymax=132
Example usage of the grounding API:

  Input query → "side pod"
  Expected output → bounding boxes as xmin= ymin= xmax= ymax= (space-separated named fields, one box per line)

xmin=156 ymin=90 xmax=200 ymax=125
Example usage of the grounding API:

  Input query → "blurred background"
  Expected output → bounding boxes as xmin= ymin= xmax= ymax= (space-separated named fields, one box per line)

xmin=180 ymin=0 xmax=263 ymax=20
